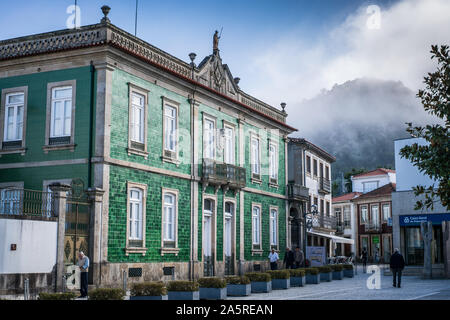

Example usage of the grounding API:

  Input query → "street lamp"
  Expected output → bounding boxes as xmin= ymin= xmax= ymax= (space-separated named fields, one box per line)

xmin=304 ymin=204 xmax=318 ymax=266
xmin=189 ymin=53 xmax=197 ymax=79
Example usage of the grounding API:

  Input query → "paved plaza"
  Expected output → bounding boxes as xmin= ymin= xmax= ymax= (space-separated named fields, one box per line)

xmin=228 ymin=266 xmax=450 ymax=300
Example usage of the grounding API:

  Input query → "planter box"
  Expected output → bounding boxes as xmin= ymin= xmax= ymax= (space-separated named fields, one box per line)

xmin=250 ymin=281 xmax=272 ymax=293
xmin=344 ymin=269 xmax=354 ymax=278
xmin=305 ymin=274 xmax=320 ymax=284
xmin=130 ymin=295 xmax=168 ymax=300
xmin=226 ymin=284 xmax=251 ymax=297
xmin=199 ymin=287 xmax=227 ymax=300
xmin=272 ymin=278 xmax=290 ymax=290
xmin=168 ymin=291 xmax=200 ymax=300
xmin=290 ymin=276 xmax=306 ymax=287
xmin=320 ymin=272 xmax=333 ymax=282
xmin=332 ymin=271 xmax=344 ymax=280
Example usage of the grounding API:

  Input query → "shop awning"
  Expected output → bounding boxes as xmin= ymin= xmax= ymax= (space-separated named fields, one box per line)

xmin=307 ymin=231 xmax=354 ymax=244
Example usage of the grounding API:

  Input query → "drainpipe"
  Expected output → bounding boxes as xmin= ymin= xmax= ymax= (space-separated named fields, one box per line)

xmin=88 ymin=62 xmax=96 ymax=188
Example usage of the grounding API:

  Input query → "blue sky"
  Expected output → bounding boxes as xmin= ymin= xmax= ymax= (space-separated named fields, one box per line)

xmin=0 ymin=0 xmax=449 ymax=113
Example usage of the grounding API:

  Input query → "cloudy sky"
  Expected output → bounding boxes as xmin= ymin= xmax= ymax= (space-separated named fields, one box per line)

xmin=0 ymin=0 xmax=449 ymax=117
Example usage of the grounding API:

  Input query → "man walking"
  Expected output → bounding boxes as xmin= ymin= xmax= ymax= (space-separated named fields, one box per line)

xmin=390 ymin=248 xmax=405 ymax=288
xmin=283 ymin=247 xmax=295 ymax=269
xmin=294 ymin=247 xmax=304 ymax=268
xmin=77 ymin=251 xmax=89 ymax=298
xmin=361 ymin=247 xmax=368 ymax=273
xmin=268 ymin=248 xmax=279 ymax=270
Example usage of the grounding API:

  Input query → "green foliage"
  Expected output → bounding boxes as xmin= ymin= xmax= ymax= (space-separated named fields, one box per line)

xmin=288 ymin=268 xmax=306 ymax=277
xmin=88 ymin=288 xmax=125 ymax=300
xmin=130 ymin=282 xmax=167 ymax=297
xmin=225 ymin=276 xmax=251 ymax=285
xmin=198 ymin=277 xmax=227 ymax=289
xmin=400 ymin=44 xmax=450 ymax=211
xmin=167 ymin=281 xmax=199 ymax=292
xmin=304 ymin=267 xmax=319 ymax=275
xmin=267 ymin=270 xmax=290 ymax=279
xmin=38 ymin=292 xmax=77 ymax=300
xmin=330 ymin=264 xmax=344 ymax=272
xmin=343 ymin=264 xmax=354 ymax=270
xmin=344 ymin=168 xmax=367 ymax=193
xmin=244 ymin=272 xmax=271 ymax=282
xmin=318 ymin=266 xmax=332 ymax=273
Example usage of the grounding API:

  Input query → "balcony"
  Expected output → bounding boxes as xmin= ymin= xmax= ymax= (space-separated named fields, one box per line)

xmin=312 ymin=214 xmax=337 ymax=230
xmin=364 ymin=222 xmax=381 ymax=232
xmin=287 ymin=183 xmax=309 ymax=201
xmin=318 ymin=177 xmax=331 ymax=194
xmin=202 ymin=159 xmax=246 ymax=190
xmin=0 ymin=188 xmax=54 ymax=218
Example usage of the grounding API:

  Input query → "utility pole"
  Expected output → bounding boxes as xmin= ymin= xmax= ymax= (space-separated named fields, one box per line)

xmin=135 ymin=0 xmax=138 ymax=36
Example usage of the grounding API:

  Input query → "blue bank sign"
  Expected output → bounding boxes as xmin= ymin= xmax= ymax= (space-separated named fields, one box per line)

xmin=399 ymin=213 xmax=450 ymax=226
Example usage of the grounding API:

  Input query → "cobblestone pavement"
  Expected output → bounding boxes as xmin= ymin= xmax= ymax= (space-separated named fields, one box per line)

xmin=228 ymin=265 xmax=450 ymax=300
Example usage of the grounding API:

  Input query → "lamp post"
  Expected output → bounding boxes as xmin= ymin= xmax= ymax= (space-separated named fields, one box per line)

xmin=304 ymin=204 xmax=318 ymax=266
xmin=189 ymin=53 xmax=197 ymax=79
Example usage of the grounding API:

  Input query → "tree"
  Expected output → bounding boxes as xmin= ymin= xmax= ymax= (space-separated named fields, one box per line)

xmin=344 ymin=168 xmax=367 ymax=193
xmin=400 ymin=45 xmax=450 ymax=211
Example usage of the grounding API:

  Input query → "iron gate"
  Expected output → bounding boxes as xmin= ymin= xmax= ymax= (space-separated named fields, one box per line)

xmin=225 ymin=254 xmax=234 ymax=276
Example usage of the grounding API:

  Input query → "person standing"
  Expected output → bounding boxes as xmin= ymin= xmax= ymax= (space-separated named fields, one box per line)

xmin=294 ymin=247 xmax=304 ymax=268
xmin=77 ymin=251 xmax=89 ymax=298
xmin=283 ymin=247 xmax=295 ymax=269
xmin=361 ymin=247 xmax=368 ymax=273
xmin=390 ymin=248 xmax=405 ymax=288
xmin=268 ymin=248 xmax=279 ymax=270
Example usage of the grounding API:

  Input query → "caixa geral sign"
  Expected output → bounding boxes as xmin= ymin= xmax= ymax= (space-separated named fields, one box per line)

xmin=399 ymin=213 xmax=450 ymax=226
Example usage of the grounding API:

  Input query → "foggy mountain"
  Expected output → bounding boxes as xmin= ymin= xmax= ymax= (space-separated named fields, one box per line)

xmin=288 ymin=78 xmax=435 ymax=190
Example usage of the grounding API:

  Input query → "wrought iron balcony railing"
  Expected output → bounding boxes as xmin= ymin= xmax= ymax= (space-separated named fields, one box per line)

xmin=202 ymin=159 xmax=246 ymax=189
xmin=364 ymin=222 xmax=381 ymax=232
xmin=319 ymin=177 xmax=331 ymax=194
xmin=312 ymin=214 xmax=337 ymax=230
xmin=287 ymin=183 xmax=309 ymax=201
xmin=0 ymin=188 xmax=54 ymax=218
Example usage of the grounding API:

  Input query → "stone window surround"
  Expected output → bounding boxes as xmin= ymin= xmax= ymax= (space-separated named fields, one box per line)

xmin=0 ymin=181 xmax=24 ymax=190
xmin=43 ymin=80 xmax=77 ymax=153
xmin=127 ymin=82 xmax=150 ymax=159
xmin=0 ymin=86 xmax=28 ymax=156
xmin=251 ymin=202 xmax=263 ymax=255
xmin=269 ymin=205 xmax=279 ymax=250
xmin=43 ymin=179 xmax=72 ymax=193
xmin=161 ymin=96 xmax=180 ymax=165
xmin=125 ymin=181 xmax=148 ymax=256
xmin=268 ymin=137 xmax=279 ymax=187
xmin=222 ymin=197 xmax=237 ymax=261
xmin=250 ymin=131 xmax=262 ymax=185
xmin=222 ymin=120 xmax=236 ymax=165
xmin=202 ymin=112 xmax=217 ymax=161
xmin=202 ymin=193 xmax=217 ymax=262
xmin=160 ymin=187 xmax=180 ymax=256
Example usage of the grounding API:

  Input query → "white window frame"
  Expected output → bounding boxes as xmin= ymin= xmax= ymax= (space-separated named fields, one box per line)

xmin=223 ymin=122 xmax=235 ymax=165
xmin=50 ymin=86 xmax=73 ymax=138
xmin=3 ymin=93 xmax=25 ymax=142
xmin=363 ymin=181 xmax=379 ymax=193
xmin=251 ymin=203 xmax=263 ymax=253
xmin=360 ymin=205 xmax=368 ymax=224
xmin=162 ymin=97 xmax=180 ymax=163
xmin=343 ymin=205 xmax=351 ymax=227
xmin=161 ymin=188 xmax=180 ymax=256
xmin=371 ymin=204 xmax=380 ymax=227
xmin=382 ymin=203 xmax=391 ymax=221
xmin=125 ymin=181 xmax=147 ymax=256
xmin=44 ymin=80 xmax=76 ymax=152
xmin=269 ymin=206 xmax=279 ymax=249
xmin=223 ymin=198 xmax=236 ymax=260
xmin=127 ymin=83 xmax=149 ymax=158
xmin=202 ymin=195 xmax=217 ymax=261
xmin=250 ymin=132 xmax=261 ymax=182
xmin=268 ymin=139 xmax=278 ymax=185
xmin=203 ymin=114 xmax=216 ymax=161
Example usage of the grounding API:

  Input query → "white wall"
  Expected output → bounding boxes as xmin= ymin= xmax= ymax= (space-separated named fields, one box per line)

xmin=352 ymin=175 xmax=393 ymax=193
xmin=0 ymin=219 xmax=57 ymax=274
xmin=394 ymin=138 xmax=438 ymax=192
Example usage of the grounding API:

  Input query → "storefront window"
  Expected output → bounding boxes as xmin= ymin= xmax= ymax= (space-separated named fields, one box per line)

xmin=405 ymin=227 xmax=423 ymax=265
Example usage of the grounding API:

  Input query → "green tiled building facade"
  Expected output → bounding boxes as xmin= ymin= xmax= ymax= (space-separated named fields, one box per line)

xmin=0 ymin=10 xmax=296 ymax=286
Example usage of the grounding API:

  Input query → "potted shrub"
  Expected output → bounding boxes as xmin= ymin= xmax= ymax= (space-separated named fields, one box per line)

xmin=38 ymin=292 xmax=77 ymax=300
xmin=331 ymin=265 xmax=344 ymax=280
xmin=289 ymin=268 xmax=306 ymax=287
xmin=245 ymin=272 xmax=272 ymax=293
xmin=198 ymin=278 xmax=227 ymax=300
xmin=305 ymin=267 xmax=320 ymax=284
xmin=225 ymin=276 xmax=251 ymax=297
xmin=343 ymin=264 xmax=354 ymax=278
xmin=167 ymin=281 xmax=199 ymax=300
xmin=267 ymin=270 xmax=290 ymax=290
xmin=318 ymin=266 xmax=333 ymax=282
xmin=130 ymin=282 xmax=168 ymax=300
xmin=88 ymin=288 xmax=125 ymax=300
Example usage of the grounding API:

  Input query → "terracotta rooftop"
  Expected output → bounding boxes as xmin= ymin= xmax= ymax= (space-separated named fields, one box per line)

xmin=353 ymin=183 xmax=396 ymax=200
xmin=352 ymin=168 xmax=395 ymax=179
xmin=332 ymin=192 xmax=362 ymax=202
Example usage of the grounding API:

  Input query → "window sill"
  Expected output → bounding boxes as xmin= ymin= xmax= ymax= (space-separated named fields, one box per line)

xmin=0 ymin=147 xmax=26 ymax=157
xmin=160 ymin=247 xmax=180 ymax=256
xmin=43 ymin=144 xmax=76 ymax=153
xmin=251 ymin=177 xmax=262 ymax=185
xmin=161 ymin=155 xmax=180 ymax=167
xmin=268 ymin=182 xmax=279 ymax=189
xmin=125 ymin=247 xmax=148 ymax=256
xmin=127 ymin=147 xmax=149 ymax=159
xmin=251 ymin=248 xmax=263 ymax=256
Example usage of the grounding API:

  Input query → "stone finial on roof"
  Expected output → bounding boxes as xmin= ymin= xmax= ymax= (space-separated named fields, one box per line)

xmin=101 ymin=5 xmax=111 ymax=23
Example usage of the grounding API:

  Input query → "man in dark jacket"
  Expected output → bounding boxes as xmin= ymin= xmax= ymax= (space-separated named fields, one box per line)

xmin=361 ymin=248 xmax=368 ymax=273
xmin=283 ymin=247 xmax=295 ymax=269
xmin=390 ymin=248 xmax=405 ymax=288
